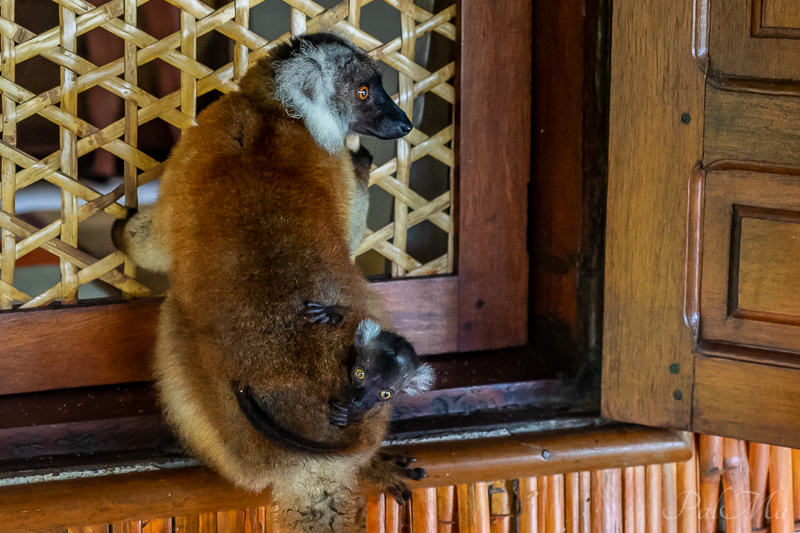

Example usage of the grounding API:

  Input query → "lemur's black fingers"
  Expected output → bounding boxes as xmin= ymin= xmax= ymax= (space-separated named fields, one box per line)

xmin=404 ymin=467 xmax=427 ymax=481
xmin=304 ymin=301 xmax=343 ymax=326
xmin=387 ymin=484 xmax=412 ymax=506
xmin=330 ymin=402 xmax=350 ymax=426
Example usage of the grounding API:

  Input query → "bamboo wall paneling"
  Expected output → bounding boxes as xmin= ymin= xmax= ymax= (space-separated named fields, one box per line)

xmin=566 ymin=473 xmax=580 ymax=533
xmin=413 ymin=488 xmax=438 ymax=533
xmin=489 ymin=480 xmax=513 ymax=533
xmin=539 ymin=475 xmax=549 ymax=533
xmin=519 ymin=478 xmax=538 ymax=533
xmin=457 ymin=482 xmax=490 ymax=533
xmin=698 ymin=436 xmax=721 ymax=533
xmin=749 ymin=443 xmax=770 ymax=531
xmin=661 ymin=464 xmax=678 ymax=533
xmin=792 ymin=449 xmax=800 ymax=523
xmin=580 ymin=472 xmax=592 ymax=533
xmin=436 ymin=486 xmax=455 ymax=533
xmin=368 ymin=494 xmax=387 ymax=533
xmin=676 ymin=445 xmax=697 ymax=533
xmin=721 ymin=439 xmax=751 ymax=533
xmin=768 ymin=446 xmax=794 ymax=533
xmin=645 ymin=465 xmax=662 ymax=533
xmin=592 ymin=469 xmax=622 ymax=533
xmin=387 ymin=497 xmax=402 ymax=533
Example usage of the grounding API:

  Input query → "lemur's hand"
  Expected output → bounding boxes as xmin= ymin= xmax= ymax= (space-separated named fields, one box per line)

xmin=304 ymin=301 xmax=344 ymax=325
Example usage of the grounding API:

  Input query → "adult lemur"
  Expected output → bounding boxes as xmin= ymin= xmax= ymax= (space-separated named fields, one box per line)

xmin=122 ymin=33 xmax=434 ymax=532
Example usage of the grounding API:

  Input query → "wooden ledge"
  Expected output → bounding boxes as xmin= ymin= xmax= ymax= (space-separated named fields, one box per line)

xmin=0 ymin=424 xmax=691 ymax=532
xmin=390 ymin=423 xmax=693 ymax=490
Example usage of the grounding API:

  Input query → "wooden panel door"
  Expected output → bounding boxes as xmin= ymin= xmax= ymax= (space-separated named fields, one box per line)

xmin=604 ymin=0 xmax=800 ymax=447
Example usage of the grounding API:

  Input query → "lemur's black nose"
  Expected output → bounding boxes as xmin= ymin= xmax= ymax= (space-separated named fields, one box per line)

xmin=399 ymin=122 xmax=412 ymax=135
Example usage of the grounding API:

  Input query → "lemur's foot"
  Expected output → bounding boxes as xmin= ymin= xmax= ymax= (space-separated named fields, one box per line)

xmin=304 ymin=301 xmax=344 ymax=325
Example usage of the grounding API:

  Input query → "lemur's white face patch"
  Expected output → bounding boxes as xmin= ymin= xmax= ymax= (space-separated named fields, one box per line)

xmin=273 ymin=41 xmax=353 ymax=154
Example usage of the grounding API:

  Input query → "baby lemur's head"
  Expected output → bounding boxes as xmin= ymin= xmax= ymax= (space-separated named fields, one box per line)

xmin=270 ymin=33 xmax=413 ymax=153
xmin=330 ymin=319 xmax=435 ymax=426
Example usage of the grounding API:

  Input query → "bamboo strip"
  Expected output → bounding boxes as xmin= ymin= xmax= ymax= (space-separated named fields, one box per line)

xmin=391 ymin=12 xmax=415 ymax=277
xmin=645 ymin=465 xmax=663 ymax=533
xmin=367 ymin=494 xmax=386 ymax=533
xmin=519 ymin=478 xmax=538 ymax=533
xmin=749 ymin=443 xmax=771 ymax=530
xmin=175 ymin=515 xmax=200 ymax=533
xmin=581 ymin=472 xmax=593 ymax=533
xmin=633 ymin=467 xmax=646 ymax=533
xmin=116 ymin=522 xmax=144 ymax=533
xmin=123 ymin=0 xmax=138 ymax=292
xmin=593 ymin=469 xmax=623 ymax=533
xmin=291 ymin=8 xmax=306 ymax=36
xmin=698 ymin=436 xmax=723 ymax=533
xmin=676 ymin=439 xmax=698 ymax=533
xmin=437 ymin=486 xmax=455 ymax=533
xmin=548 ymin=475 xmax=566 ymax=533
xmin=457 ymin=483 xmax=490 ymax=533
xmin=59 ymin=4 xmax=79 ymax=304
xmin=357 ymin=191 xmax=451 ymax=254
xmin=567 ymin=473 xmax=580 ymax=533
xmin=181 ymin=9 xmax=197 ymax=120
xmin=414 ymin=488 xmax=438 ymax=533
xmin=143 ymin=519 xmax=171 ymax=533
xmin=721 ymin=439 xmax=751 ymax=533
xmin=199 ymin=512 xmax=217 ymax=533
xmin=662 ymin=464 xmax=678 ymax=533
xmin=792 ymin=449 xmax=800 ymax=523
xmin=624 ymin=468 xmax=636 ymax=533
xmin=0 ymin=0 xmax=16 ymax=309
xmin=769 ymin=446 xmax=794 ymax=533
xmin=348 ymin=0 xmax=361 ymax=27
xmin=386 ymin=497 xmax=401 ymax=533
xmin=217 ymin=509 xmax=246 ymax=533
xmin=234 ymin=0 xmax=249 ymax=82
xmin=539 ymin=476 xmax=549 ymax=533
xmin=489 ymin=480 xmax=512 ymax=533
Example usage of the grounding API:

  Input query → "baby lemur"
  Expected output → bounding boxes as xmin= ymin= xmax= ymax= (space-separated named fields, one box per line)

xmin=127 ymin=33 xmax=434 ymax=532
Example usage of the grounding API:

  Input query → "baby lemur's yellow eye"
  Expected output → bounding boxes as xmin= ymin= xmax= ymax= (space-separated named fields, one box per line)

xmin=380 ymin=390 xmax=392 ymax=401
xmin=354 ymin=368 xmax=365 ymax=380
xmin=357 ymin=86 xmax=369 ymax=100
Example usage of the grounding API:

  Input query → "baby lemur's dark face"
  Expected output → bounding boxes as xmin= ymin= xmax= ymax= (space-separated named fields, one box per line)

xmin=330 ymin=320 xmax=434 ymax=427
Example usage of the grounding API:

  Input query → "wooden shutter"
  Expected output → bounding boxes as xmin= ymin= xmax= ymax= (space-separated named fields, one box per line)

xmin=604 ymin=0 xmax=800 ymax=447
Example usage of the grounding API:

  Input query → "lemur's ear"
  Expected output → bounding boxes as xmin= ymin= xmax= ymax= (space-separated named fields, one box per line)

xmin=354 ymin=319 xmax=381 ymax=348
xmin=401 ymin=364 xmax=436 ymax=395
xmin=273 ymin=41 xmax=348 ymax=153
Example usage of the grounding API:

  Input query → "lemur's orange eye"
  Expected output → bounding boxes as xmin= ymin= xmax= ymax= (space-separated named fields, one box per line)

xmin=357 ymin=86 xmax=369 ymax=100
xmin=354 ymin=368 xmax=366 ymax=380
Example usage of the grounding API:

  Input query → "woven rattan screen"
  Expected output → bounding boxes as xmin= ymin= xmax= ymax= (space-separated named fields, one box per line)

xmin=0 ymin=0 xmax=455 ymax=309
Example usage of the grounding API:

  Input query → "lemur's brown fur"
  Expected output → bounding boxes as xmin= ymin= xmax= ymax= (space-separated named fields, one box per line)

xmin=145 ymin=34 xmax=426 ymax=532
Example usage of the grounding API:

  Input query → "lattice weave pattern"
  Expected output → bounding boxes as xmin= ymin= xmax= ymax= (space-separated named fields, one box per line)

xmin=0 ymin=0 xmax=455 ymax=308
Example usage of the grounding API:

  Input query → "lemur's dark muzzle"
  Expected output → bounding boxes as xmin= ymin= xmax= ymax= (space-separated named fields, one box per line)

xmin=352 ymin=84 xmax=413 ymax=140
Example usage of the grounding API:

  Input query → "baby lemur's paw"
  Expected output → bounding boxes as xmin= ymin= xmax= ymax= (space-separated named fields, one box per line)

xmin=304 ymin=301 xmax=344 ymax=325
xmin=329 ymin=401 xmax=351 ymax=426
